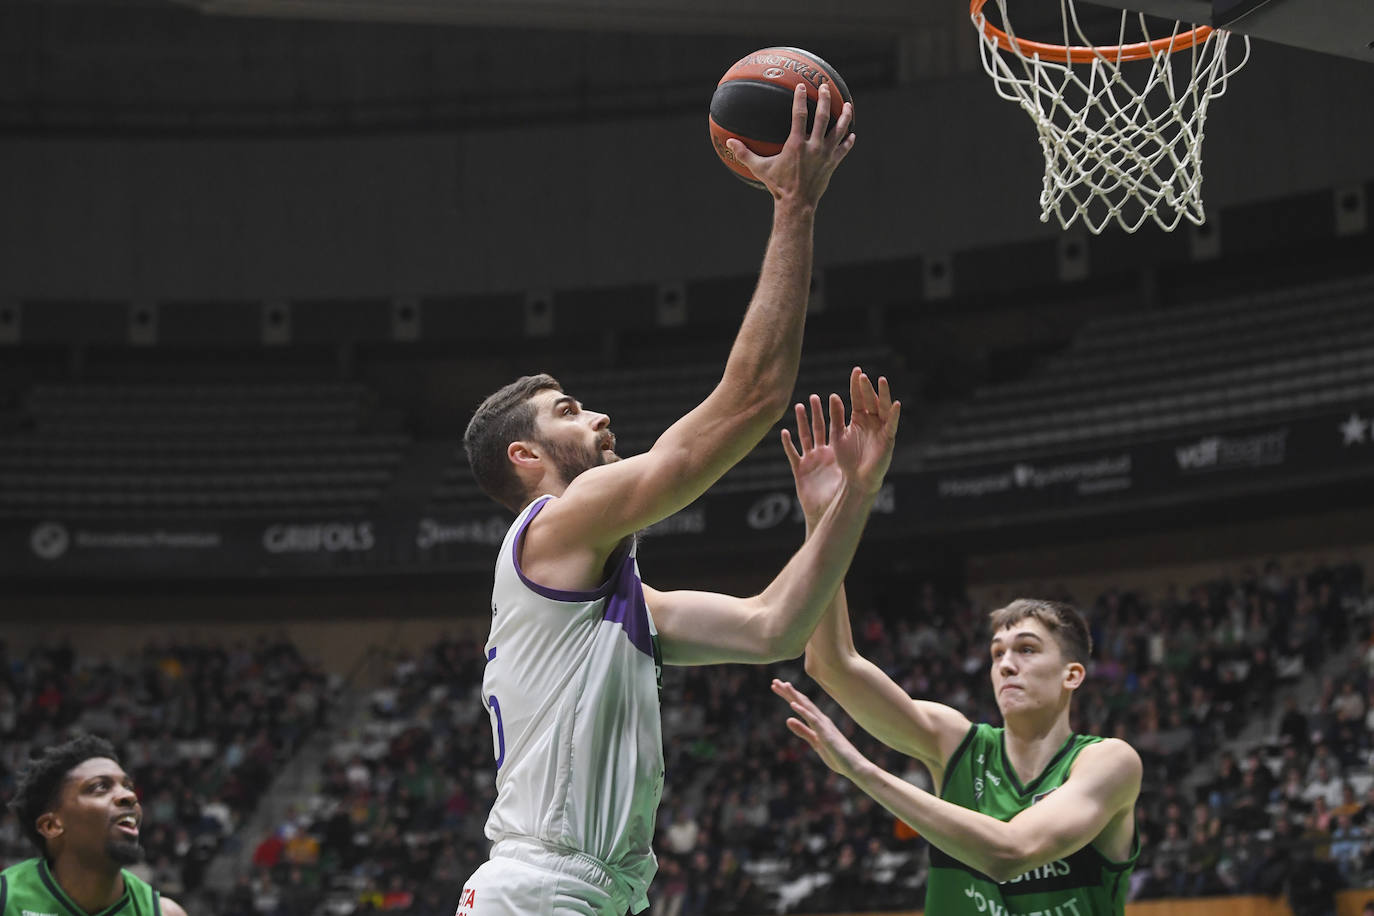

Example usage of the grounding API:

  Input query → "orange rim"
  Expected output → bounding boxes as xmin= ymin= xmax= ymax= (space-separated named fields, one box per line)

xmin=970 ymin=0 xmax=1214 ymax=63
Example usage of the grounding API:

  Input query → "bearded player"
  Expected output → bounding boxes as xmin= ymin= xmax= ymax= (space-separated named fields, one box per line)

xmin=771 ymin=395 xmax=1141 ymax=915
xmin=460 ymin=364 xmax=896 ymax=916
xmin=3 ymin=734 xmax=190 ymax=916
xmin=457 ymin=81 xmax=898 ymax=915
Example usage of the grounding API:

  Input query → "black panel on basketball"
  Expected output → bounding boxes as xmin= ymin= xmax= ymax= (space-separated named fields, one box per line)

xmin=709 ymin=80 xmax=804 ymax=145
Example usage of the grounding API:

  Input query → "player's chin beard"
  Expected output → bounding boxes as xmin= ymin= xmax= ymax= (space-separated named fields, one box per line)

xmin=106 ymin=836 xmax=143 ymax=866
xmin=543 ymin=438 xmax=613 ymax=485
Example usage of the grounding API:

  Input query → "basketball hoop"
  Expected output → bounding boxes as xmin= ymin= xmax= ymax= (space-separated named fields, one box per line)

xmin=971 ymin=0 xmax=1250 ymax=234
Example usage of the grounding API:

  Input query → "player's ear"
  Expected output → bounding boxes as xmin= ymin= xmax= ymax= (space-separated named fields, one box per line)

xmin=36 ymin=811 xmax=63 ymax=841
xmin=1063 ymin=661 xmax=1086 ymax=691
xmin=508 ymin=440 xmax=541 ymax=470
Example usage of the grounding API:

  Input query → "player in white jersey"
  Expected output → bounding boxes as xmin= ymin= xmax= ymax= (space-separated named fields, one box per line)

xmin=458 ymin=82 xmax=894 ymax=916
xmin=471 ymin=495 xmax=665 ymax=915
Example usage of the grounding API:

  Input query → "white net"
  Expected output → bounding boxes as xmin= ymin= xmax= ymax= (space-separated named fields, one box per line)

xmin=973 ymin=0 xmax=1250 ymax=233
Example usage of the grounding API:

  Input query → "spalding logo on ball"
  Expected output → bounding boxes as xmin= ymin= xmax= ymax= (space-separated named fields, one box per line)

xmin=709 ymin=47 xmax=854 ymax=189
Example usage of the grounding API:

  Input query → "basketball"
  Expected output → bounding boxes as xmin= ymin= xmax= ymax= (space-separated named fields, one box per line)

xmin=708 ymin=47 xmax=854 ymax=189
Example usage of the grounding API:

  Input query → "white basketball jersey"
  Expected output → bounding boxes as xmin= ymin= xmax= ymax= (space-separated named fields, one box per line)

xmin=481 ymin=495 xmax=665 ymax=913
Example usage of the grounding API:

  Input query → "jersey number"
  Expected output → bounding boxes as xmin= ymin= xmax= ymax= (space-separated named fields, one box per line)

xmin=484 ymin=644 xmax=506 ymax=769
xmin=486 ymin=694 xmax=506 ymax=769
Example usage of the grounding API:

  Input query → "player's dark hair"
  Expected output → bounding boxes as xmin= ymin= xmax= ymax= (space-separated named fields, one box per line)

xmin=988 ymin=599 xmax=1093 ymax=666
xmin=9 ymin=734 xmax=120 ymax=855
xmin=464 ymin=373 xmax=562 ymax=513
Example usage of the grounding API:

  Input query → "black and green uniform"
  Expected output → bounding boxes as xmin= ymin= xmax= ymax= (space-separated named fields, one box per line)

xmin=924 ymin=723 xmax=1139 ymax=916
xmin=0 ymin=858 xmax=164 ymax=916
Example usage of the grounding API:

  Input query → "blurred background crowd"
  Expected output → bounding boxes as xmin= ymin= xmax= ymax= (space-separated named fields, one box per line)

xmin=7 ymin=556 xmax=1373 ymax=915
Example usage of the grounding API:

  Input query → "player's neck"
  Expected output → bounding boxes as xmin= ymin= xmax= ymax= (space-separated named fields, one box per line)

xmin=1002 ymin=710 xmax=1073 ymax=785
xmin=50 ymin=856 xmax=126 ymax=914
xmin=529 ymin=474 xmax=570 ymax=502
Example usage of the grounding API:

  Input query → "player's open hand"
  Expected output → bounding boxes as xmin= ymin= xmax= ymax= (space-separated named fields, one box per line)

xmin=783 ymin=368 xmax=899 ymax=519
xmin=771 ymin=678 xmax=870 ymax=783
xmin=835 ymin=368 xmax=900 ymax=495
xmin=728 ymin=81 xmax=855 ymax=206
xmin=782 ymin=390 xmax=844 ymax=529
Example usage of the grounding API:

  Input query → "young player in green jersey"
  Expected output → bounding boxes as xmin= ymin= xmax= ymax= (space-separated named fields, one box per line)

xmin=770 ymin=395 xmax=1141 ymax=915
xmin=3 ymin=735 xmax=190 ymax=916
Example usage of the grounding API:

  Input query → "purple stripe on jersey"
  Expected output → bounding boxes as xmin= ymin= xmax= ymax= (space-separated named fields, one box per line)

xmin=487 ymin=647 xmax=496 ymax=661
xmin=513 ymin=496 xmax=655 ymax=658
xmin=603 ymin=562 xmax=655 ymax=658
xmin=511 ymin=496 xmax=617 ymax=602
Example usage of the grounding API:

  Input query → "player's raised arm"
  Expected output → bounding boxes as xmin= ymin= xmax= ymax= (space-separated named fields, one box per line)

xmin=649 ymin=368 xmax=897 ymax=666
xmin=772 ymin=680 xmax=1142 ymax=883
xmin=806 ymin=587 xmax=973 ymax=781
xmin=533 ymin=82 xmax=855 ymax=556
xmin=781 ymin=392 xmax=972 ymax=780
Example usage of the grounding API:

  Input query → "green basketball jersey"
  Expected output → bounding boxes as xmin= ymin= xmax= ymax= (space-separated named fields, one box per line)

xmin=0 ymin=858 xmax=164 ymax=916
xmin=923 ymin=723 xmax=1138 ymax=916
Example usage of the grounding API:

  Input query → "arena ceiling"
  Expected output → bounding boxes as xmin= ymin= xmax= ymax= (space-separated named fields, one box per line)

xmin=2 ymin=0 xmax=967 ymax=134
xmin=164 ymin=0 xmax=949 ymax=36
xmin=8 ymin=0 xmax=1367 ymax=135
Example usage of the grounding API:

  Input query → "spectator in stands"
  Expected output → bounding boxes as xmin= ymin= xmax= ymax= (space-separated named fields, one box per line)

xmin=1204 ymin=751 xmax=1241 ymax=808
xmin=1364 ymin=686 xmax=1374 ymax=748
xmin=664 ymin=805 xmax=700 ymax=857
xmin=1294 ymin=595 xmax=1329 ymax=671
xmin=251 ymin=872 xmax=282 ymax=916
xmin=1332 ymin=679 xmax=1369 ymax=765
xmin=1307 ymin=761 xmax=1346 ymax=808
xmin=1158 ymin=709 xmax=1198 ymax=776
xmin=1247 ymin=646 xmax=1279 ymax=716
xmin=1251 ymin=815 xmax=1300 ymax=896
xmin=1276 ymin=764 xmax=1308 ymax=807
xmin=1260 ymin=560 xmax=1288 ymax=599
xmin=252 ymin=825 xmax=286 ymax=871
xmin=651 ymin=856 xmax=686 ymax=916
xmin=279 ymin=865 xmax=316 ymax=916
xmin=1299 ymin=810 xmax=1334 ymax=863
xmin=1180 ymin=803 xmax=1223 ymax=896
xmin=1186 ymin=684 xmax=1217 ymax=742
xmin=1241 ymin=749 xmax=1276 ymax=797
xmin=1363 ymin=636 xmax=1374 ymax=680
xmin=1244 ymin=603 xmax=1273 ymax=651
xmin=1356 ymin=785 xmax=1374 ymax=828
xmin=1333 ymin=679 xmax=1367 ymax=725
xmin=1228 ymin=767 xmax=1271 ymax=832
xmin=1312 ymin=796 xmax=1336 ymax=832
xmin=1335 ymin=782 xmax=1363 ymax=820
xmin=1309 ymin=742 xmax=1344 ymax=779
xmin=1149 ymin=820 xmax=1189 ymax=892
xmin=1133 ymin=857 xmax=1177 ymax=901
xmin=221 ymin=873 xmax=258 ymax=916
xmin=1330 ymin=812 xmax=1365 ymax=880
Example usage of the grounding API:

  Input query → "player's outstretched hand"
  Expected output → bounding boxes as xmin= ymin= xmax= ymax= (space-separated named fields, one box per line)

xmin=782 ymin=390 xmax=842 ymax=529
xmin=728 ymin=81 xmax=855 ymax=206
xmin=771 ymin=678 xmax=870 ymax=782
xmin=782 ymin=367 xmax=899 ymax=523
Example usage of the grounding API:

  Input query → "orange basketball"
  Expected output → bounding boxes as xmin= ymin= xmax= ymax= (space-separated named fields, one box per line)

xmin=708 ymin=47 xmax=854 ymax=189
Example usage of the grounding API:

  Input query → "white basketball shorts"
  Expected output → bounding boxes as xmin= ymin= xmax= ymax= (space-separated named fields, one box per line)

xmin=455 ymin=839 xmax=632 ymax=916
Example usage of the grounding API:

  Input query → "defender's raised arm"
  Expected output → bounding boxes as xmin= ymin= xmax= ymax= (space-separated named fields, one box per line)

xmin=649 ymin=369 xmax=899 ymax=666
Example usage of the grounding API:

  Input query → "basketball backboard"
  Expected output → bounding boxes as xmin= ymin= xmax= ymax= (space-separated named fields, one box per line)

xmin=1085 ymin=0 xmax=1374 ymax=61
